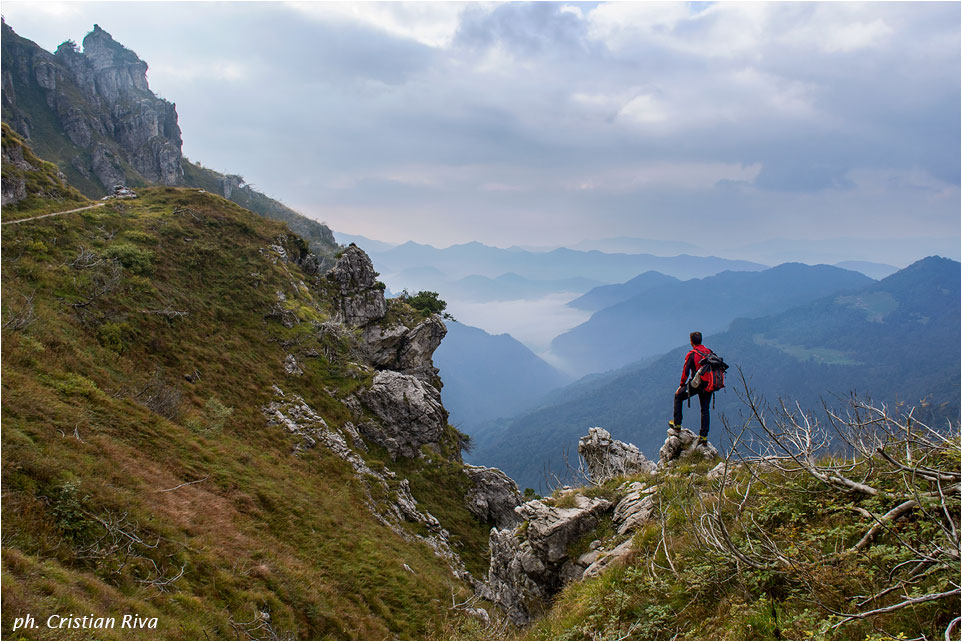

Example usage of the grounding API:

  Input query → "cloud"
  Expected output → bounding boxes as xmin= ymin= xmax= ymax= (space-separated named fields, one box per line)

xmin=1 ymin=1 xmax=957 ymax=254
xmin=286 ymin=1 xmax=483 ymax=49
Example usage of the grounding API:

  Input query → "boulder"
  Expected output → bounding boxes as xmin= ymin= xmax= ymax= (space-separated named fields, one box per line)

xmin=583 ymin=538 xmax=635 ymax=579
xmin=518 ymin=495 xmax=613 ymax=564
xmin=363 ymin=315 xmax=446 ymax=382
xmin=658 ymin=425 xmax=719 ymax=467
xmin=578 ymin=427 xmax=656 ymax=483
xmin=463 ymin=465 xmax=523 ymax=529
xmin=612 ymin=481 xmax=656 ymax=535
xmin=326 ymin=245 xmax=387 ymax=327
xmin=360 ymin=370 xmax=447 ymax=459
xmin=482 ymin=493 xmax=612 ymax=625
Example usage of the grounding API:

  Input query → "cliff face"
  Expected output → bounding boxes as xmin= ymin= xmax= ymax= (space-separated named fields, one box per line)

xmin=2 ymin=21 xmax=183 ymax=191
xmin=2 ymin=20 xmax=339 ymax=265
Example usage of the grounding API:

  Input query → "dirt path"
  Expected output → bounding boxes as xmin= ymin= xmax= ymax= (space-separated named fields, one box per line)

xmin=2 ymin=201 xmax=106 ymax=226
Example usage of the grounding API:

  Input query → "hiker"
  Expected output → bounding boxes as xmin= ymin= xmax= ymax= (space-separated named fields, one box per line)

xmin=670 ymin=331 xmax=713 ymax=444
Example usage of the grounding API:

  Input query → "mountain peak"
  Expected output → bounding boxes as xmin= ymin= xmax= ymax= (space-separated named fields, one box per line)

xmin=82 ymin=23 xmax=144 ymax=71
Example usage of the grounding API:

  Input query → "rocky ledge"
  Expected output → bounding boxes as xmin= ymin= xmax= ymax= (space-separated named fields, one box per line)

xmin=482 ymin=424 xmax=721 ymax=625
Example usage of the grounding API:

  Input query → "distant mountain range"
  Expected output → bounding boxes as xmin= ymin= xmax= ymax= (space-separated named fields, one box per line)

xmin=567 ymin=271 xmax=682 ymax=312
xmin=470 ymin=256 xmax=960 ymax=492
xmin=434 ymin=322 xmax=572 ymax=432
xmin=368 ymin=241 xmax=767 ymax=286
xmin=334 ymin=232 xmax=399 ymax=254
xmin=551 ymin=263 xmax=875 ymax=377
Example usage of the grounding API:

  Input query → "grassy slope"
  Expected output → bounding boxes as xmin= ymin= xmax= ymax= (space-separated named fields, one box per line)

xmin=1 ymin=185 xmax=486 ymax=639
xmin=1 ymin=123 xmax=91 ymax=221
xmin=180 ymin=160 xmax=338 ymax=266
xmin=528 ymin=452 xmax=960 ymax=641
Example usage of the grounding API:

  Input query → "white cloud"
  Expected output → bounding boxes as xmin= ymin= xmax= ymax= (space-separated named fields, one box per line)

xmin=150 ymin=60 xmax=249 ymax=83
xmin=617 ymin=93 xmax=669 ymax=126
xmin=820 ymin=18 xmax=893 ymax=53
xmin=285 ymin=2 xmax=492 ymax=49
xmin=585 ymin=2 xmax=775 ymax=59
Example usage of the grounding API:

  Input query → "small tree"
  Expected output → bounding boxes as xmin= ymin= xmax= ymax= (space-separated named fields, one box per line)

xmin=397 ymin=290 xmax=454 ymax=320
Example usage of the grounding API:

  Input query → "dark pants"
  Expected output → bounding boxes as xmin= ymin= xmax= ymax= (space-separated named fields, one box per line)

xmin=673 ymin=384 xmax=712 ymax=438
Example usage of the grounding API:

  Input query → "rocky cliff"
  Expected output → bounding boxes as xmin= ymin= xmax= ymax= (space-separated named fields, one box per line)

xmin=1 ymin=20 xmax=338 ymax=265
xmin=480 ymin=425 xmax=717 ymax=625
xmin=2 ymin=21 xmax=181 ymax=191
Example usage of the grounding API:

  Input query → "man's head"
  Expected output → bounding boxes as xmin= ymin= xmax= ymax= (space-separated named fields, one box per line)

xmin=690 ymin=331 xmax=702 ymax=346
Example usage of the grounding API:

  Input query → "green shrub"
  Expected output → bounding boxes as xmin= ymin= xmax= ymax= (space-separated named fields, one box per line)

xmin=203 ymin=396 xmax=234 ymax=432
xmin=123 ymin=230 xmax=156 ymax=245
xmin=396 ymin=290 xmax=453 ymax=320
xmin=97 ymin=322 xmax=132 ymax=353
xmin=105 ymin=242 xmax=154 ymax=275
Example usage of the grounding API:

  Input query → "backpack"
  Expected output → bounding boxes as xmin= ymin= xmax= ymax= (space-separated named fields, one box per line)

xmin=690 ymin=349 xmax=728 ymax=393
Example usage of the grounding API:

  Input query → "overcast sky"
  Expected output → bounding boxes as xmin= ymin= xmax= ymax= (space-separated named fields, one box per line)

xmin=3 ymin=1 xmax=960 ymax=250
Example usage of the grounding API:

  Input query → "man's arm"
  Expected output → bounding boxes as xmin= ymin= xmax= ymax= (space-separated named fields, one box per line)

xmin=680 ymin=350 xmax=693 ymax=387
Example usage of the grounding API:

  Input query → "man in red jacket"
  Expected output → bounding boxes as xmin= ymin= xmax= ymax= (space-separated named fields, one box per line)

xmin=670 ymin=331 xmax=712 ymax=444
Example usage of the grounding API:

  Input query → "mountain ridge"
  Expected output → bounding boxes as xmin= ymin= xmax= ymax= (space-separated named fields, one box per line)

xmin=474 ymin=256 xmax=960 ymax=491
xmin=551 ymin=262 xmax=875 ymax=377
xmin=1 ymin=20 xmax=339 ymax=265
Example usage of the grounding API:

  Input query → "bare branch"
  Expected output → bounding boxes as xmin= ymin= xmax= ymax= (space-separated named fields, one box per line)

xmin=853 ymin=499 xmax=919 ymax=551
xmin=157 ymin=475 xmax=210 ymax=493
xmin=830 ymin=588 xmax=961 ymax=630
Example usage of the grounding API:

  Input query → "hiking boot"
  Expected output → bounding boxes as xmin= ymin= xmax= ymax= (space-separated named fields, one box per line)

xmin=697 ymin=436 xmax=708 ymax=446
xmin=668 ymin=421 xmax=681 ymax=432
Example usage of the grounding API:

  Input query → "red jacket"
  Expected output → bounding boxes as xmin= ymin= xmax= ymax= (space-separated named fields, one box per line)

xmin=680 ymin=345 xmax=711 ymax=387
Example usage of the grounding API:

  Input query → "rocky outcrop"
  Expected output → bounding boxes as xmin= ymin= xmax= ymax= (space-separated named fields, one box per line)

xmin=658 ymin=425 xmax=719 ymax=467
xmin=2 ymin=22 xmax=183 ymax=190
xmin=1 ymin=138 xmax=31 ymax=205
xmin=327 ymin=245 xmax=446 ymax=385
xmin=482 ymin=492 xmax=612 ymax=625
xmin=463 ymin=465 xmax=523 ymax=529
xmin=360 ymin=371 xmax=448 ymax=459
xmin=578 ymin=427 xmax=656 ymax=483
xmin=612 ymin=481 xmax=657 ymax=536
xmin=262 ymin=386 xmax=470 ymax=582
xmin=326 ymin=244 xmax=388 ymax=327
xmin=482 ymin=427 xmax=688 ymax=624
xmin=363 ymin=315 xmax=446 ymax=381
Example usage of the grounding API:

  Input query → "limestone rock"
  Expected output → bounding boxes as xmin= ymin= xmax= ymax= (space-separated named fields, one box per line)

xmin=578 ymin=427 xmax=656 ymax=483
xmin=482 ymin=493 xmax=612 ymax=625
xmin=658 ymin=425 xmax=720 ymax=468
xmin=0 ymin=145 xmax=28 ymax=206
xmin=583 ymin=538 xmax=635 ymax=579
xmin=482 ymin=527 xmax=544 ymax=626
xmin=463 ymin=465 xmax=523 ymax=529
xmin=612 ymin=481 xmax=656 ymax=535
xmin=518 ymin=495 xmax=612 ymax=564
xmin=90 ymin=143 xmax=126 ymax=192
xmin=326 ymin=245 xmax=387 ymax=327
xmin=363 ymin=315 xmax=446 ymax=382
xmin=283 ymin=354 xmax=303 ymax=376
xmin=360 ymin=370 xmax=447 ymax=459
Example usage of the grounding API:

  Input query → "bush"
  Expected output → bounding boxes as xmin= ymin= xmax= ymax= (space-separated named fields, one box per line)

xmin=105 ymin=242 xmax=153 ymax=275
xmin=397 ymin=290 xmax=454 ymax=320
xmin=97 ymin=322 xmax=132 ymax=353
